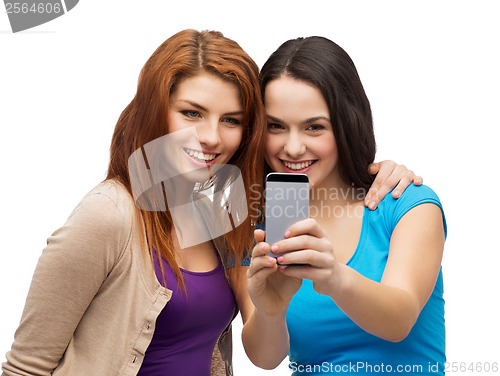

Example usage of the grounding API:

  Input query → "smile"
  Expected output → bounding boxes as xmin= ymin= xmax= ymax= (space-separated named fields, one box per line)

xmin=183 ymin=148 xmax=219 ymax=163
xmin=281 ymin=160 xmax=316 ymax=171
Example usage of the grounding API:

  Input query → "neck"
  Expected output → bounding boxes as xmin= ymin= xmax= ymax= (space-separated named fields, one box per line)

xmin=310 ymin=184 xmax=364 ymax=205
xmin=310 ymin=169 xmax=364 ymax=205
xmin=163 ymin=176 xmax=201 ymax=206
xmin=309 ymin=171 xmax=365 ymax=221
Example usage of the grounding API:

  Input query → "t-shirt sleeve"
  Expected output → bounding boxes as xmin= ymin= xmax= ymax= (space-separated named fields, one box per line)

xmin=382 ymin=184 xmax=447 ymax=238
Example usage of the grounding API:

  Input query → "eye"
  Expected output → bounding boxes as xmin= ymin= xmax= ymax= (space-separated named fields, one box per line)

xmin=267 ymin=123 xmax=285 ymax=132
xmin=306 ymin=124 xmax=326 ymax=132
xmin=181 ymin=110 xmax=201 ymax=118
xmin=222 ymin=117 xmax=243 ymax=127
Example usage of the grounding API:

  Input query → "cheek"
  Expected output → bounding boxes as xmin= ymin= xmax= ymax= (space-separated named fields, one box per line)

xmin=264 ymin=134 xmax=280 ymax=158
xmin=166 ymin=113 xmax=175 ymax=132
xmin=224 ymin=128 xmax=244 ymax=155
xmin=263 ymin=143 xmax=273 ymax=166
xmin=315 ymin=134 xmax=337 ymax=157
xmin=263 ymin=135 xmax=285 ymax=170
xmin=166 ymin=113 xmax=185 ymax=133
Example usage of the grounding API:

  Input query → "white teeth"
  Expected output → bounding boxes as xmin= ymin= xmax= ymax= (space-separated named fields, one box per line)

xmin=185 ymin=149 xmax=217 ymax=162
xmin=283 ymin=160 xmax=314 ymax=170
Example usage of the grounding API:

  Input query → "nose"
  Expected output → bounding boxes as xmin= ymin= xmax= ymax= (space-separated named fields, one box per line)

xmin=196 ymin=119 xmax=220 ymax=149
xmin=284 ymin=131 xmax=306 ymax=158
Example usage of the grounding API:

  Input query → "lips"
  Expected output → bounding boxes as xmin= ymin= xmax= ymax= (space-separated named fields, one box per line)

xmin=183 ymin=148 xmax=220 ymax=166
xmin=281 ymin=159 xmax=316 ymax=172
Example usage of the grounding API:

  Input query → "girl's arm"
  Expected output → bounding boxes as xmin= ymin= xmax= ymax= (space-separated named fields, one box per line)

xmin=2 ymin=191 xmax=130 ymax=375
xmin=232 ymin=230 xmax=297 ymax=369
xmin=273 ymin=203 xmax=445 ymax=341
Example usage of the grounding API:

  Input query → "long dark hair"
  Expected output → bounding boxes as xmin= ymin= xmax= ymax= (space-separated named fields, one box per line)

xmin=260 ymin=36 xmax=376 ymax=192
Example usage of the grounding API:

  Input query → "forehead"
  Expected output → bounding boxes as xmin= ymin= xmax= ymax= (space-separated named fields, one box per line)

xmin=171 ymin=72 xmax=242 ymax=107
xmin=264 ymin=76 xmax=328 ymax=118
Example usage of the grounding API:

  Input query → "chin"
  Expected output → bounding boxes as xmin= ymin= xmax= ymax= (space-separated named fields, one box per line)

xmin=180 ymin=168 xmax=213 ymax=183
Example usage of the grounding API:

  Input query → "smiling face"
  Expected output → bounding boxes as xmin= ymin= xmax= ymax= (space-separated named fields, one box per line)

xmin=166 ymin=71 xmax=244 ymax=182
xmin=264 ymin=75 xmax=340 ymax=189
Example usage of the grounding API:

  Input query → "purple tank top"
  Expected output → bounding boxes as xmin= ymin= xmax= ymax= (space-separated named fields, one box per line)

xmin=138 ymin=252 xmax=236 ymax=375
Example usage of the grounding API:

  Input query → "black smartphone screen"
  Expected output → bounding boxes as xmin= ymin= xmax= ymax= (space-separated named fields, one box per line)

xmin=265 ymin=173 xmax=309 ymax=256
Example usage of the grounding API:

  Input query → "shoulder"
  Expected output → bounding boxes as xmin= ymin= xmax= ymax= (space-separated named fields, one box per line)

xmin=73 ymin=179 xmax=135 ymax=218
xmin=40 ymin=180 xmax=141 ymax=281
xmin=63 ymin=179 xmax=137 ymax=245
xmin=385 ymin=184 xmax=441 ymax=206
xmin=377 ymin=184 xmax=447 ymax=236
xmin=379 ymin=184 xmax=443 ymax=210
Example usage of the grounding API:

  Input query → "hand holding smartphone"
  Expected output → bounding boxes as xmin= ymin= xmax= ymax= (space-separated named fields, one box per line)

xmin=265 ymin=173 xmax=309 ymax=258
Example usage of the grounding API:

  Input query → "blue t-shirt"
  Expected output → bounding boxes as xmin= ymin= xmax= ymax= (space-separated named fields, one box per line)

xmin=286 ymin=184 xmax=447 ymax=375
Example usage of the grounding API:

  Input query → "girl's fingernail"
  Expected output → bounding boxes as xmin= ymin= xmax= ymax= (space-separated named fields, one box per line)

xmin=260 ymin=243 xmax=266 ymax=251
xmin=271 ymin=245 xmax=279 ymax=253
xmin=284 ymin=231 xmax=291 ymax=238
xmin=369 ymin=201 xmax=376 ymax=210
xmin=277 ymin=256 xmax=285 ymax=264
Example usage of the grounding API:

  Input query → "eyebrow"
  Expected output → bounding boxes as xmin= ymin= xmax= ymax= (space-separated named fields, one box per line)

xmin=267 ymin=114 xmax=331 ymax=124
xmin=178 ymin=100 xmax=244 ymax=116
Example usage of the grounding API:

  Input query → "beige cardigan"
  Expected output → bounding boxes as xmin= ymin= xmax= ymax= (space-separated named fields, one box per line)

xmin=2 ymin=180 xmax=234 ymax=376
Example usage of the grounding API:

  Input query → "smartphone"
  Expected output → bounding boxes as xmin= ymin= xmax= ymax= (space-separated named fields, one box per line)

xmin=265 ymin=173 xmax=309 ymax=258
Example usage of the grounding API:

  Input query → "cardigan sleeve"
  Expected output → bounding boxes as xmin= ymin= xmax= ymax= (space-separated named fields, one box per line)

xmin=2 ymin=184 xmax=133 ymax=376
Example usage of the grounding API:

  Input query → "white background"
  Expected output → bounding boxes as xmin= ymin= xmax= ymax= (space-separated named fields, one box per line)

xmin=1 ymin=1 xmax=499 ymax=375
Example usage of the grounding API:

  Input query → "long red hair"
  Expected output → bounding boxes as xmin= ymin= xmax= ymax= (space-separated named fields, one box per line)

xmin=106 ymin=29 xmax=265 ymax=286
